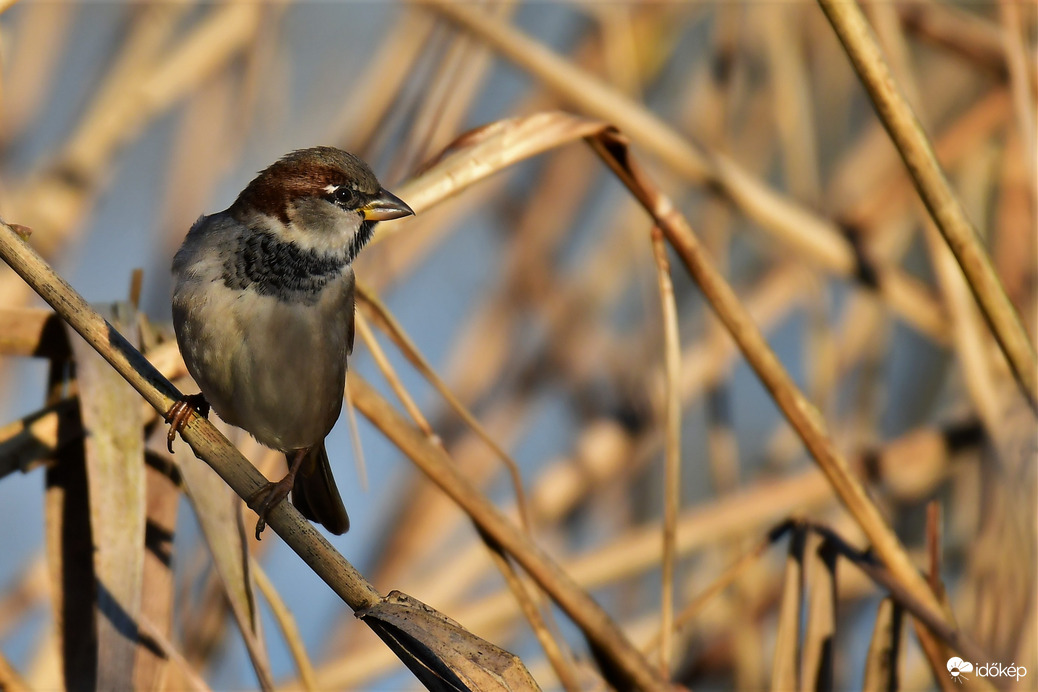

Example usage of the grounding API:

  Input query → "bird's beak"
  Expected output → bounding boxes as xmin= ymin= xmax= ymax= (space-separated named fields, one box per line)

xmin=361 ymin=189 xmax=414 ymax=221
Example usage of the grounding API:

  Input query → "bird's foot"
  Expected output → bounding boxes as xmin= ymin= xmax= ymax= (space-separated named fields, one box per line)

xmin=246 ymin=449 xmax=307 ymax=540
xmin=165 ymin=393 xmax=210 ymax=453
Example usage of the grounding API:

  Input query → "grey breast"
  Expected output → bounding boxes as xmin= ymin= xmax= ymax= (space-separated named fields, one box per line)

xmin=172 ymin=214 xmax=353 ymax=451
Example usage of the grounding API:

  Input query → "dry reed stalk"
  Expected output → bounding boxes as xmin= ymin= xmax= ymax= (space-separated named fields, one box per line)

xmin=326 ymin=263 xmax=813 ymax=675
xmin=806 ymin=521 xmax=990 ymax=678
xmin=993 ymin=125 xmax=1038 ymax=312
xmin=771 ymin=524 xmax=805 ymax=691
xmin=316 ymin=476 xmax=965 ymax=690
xmin=23 ymin=627 xmax=60 ymax=691
xmin=0 ymin=222 xmax=544 ymax=689
xmin=174 ymin=429 xmax=274 ymax=692
xmin=0 ymin=556 xmax=47 ymax=639
xmin=0 ymin=1 xmax=73 ymax=146
xmin=136 ymin=616 xmax=213 ymax=692
xmin=643 ymin=521 xmax=794 ymax=655
xmin=355 ymin=311 xmax=436 ymax=440
xmin=862 ymin=597 xmax=903 ymax=692
xmin=357 ymin=284 xmax=532 ymax=530
xmin=912 ymin=618 xmax=959 ymax=692
xmin=998 ymin=0 xmax=1038 ymax=195
xmin=1 ymin=5 xmax=1031 ymax=687
xmin=157 ymin=71 xmax=241 ymax=259
xmin=440 ymin=145 xmax=600 ymax=403
xmin=934 ymin=162 xmax=1012 ymax=436
xmin=591 ymin=126 xmax=955 ymax=629
xmin=0 ymin=649 xmax=29 ymax=692
xmin=251 ymin=559 xmax=317 ymax=692
xmin=799 ymin=535 xmax=837 ymax=691
xmin=845 ymin=86 xmax=1009 ymax=257
xmin=357 ymin=403 xmax=529 ymax=618
xmin=479 ymin=532 xmax=584 ymax=692
xmin=424 ymin=0 xmax=947 ymax=345
xmin=759 ymin=3 xmax=821 ymax=204
xmin=896 ymin=1 xmax=1013 ymax=79
xmin=354 ymin=308 xmax=575 ymax=683
xmin=331 ymin=10 xmax=436 ymax=153
xmin=0 ymin=2 xmax=262 ymax=349
xmin=353 ymin=119 xmax=630 ymax=628
xmin=650 ymin=226 xmax=681 ymax=678
xmin=313 ymin=522 xmax=784 ymax=688
xmin=136 ymin=447 xmax=180 ymax=692
xmin=653 ymin=420 xmax=953 ymax=585
xmin=818 ymin=0 xmax=1038 ymax=412
xmin=867 ymin=3 xmax=921 ymax=103
xmin=348 ymin=376 xmax=667 ymax=690
xmin=450 ymin=423 xmax=965 ymax=641
xmin=67 ymin=307 xmax=150 ymax=691
xmin=519 ymin=473 xmax=831 ymax=623
xmin=397 ymin=2 xmax=517 ymax=177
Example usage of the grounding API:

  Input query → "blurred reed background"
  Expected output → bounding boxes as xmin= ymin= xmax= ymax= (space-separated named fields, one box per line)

xmin=0 ymin=1 xmax=1034 ymax=690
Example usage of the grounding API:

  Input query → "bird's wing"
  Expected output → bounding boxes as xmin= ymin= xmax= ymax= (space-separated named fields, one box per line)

xmin=345 ymin=269 xmax=356 ymax=356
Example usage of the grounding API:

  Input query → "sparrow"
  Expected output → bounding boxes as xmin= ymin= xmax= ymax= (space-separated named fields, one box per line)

xmin=168 ymin=146 xmax=413 ymax=538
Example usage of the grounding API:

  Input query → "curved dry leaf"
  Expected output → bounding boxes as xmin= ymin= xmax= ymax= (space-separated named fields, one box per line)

xmin=770 ymin=526 xmax=805 ymax=692
xmin=68 ymin=305 xmax=146 ymax=691
xmin=800 ymin=535 xmax=838 ymax=692
xmin=380 ymin=111 xmax=606 ymax=239
xmin=862 ymin=597 xmax=902 ymax=692
xmin=358 ymin=591 xmax=540 ymax=692
xmin=422 ymin=2 xmax=953 ymax=346
xmin=135 ymin=447 xmax=181 ymax=690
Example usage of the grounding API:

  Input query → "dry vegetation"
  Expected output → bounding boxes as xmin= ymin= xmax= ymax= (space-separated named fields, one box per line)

xmin=0 ymin=2 xmax=1035 ymax=691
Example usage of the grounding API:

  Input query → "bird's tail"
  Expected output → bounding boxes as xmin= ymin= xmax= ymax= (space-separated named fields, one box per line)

xmin=291 ymin=443 xmax=350 ymax=535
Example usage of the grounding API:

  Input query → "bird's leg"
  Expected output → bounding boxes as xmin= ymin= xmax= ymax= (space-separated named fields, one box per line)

xmin=164 ymin=393 xmax=210 ymax=453
xmin=247 ymin=448 xmax=308 ymax=540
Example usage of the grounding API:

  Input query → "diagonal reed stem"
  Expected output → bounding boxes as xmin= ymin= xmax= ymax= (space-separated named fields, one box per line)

xmin=0 ymin=221 xmax=384 ymax=614
xmin=818 ymin=0 xmax=1038 ymax=414
xmin=0 ymin=219 xmax=665 ymax=692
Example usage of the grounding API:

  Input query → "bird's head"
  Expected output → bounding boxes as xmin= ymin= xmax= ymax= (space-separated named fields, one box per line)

xmin=230 ymin=146 xmax=413 ymax=261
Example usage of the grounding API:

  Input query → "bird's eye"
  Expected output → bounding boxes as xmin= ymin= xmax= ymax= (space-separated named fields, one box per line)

xmin=333 ymin=186 xmax=358 ymax=209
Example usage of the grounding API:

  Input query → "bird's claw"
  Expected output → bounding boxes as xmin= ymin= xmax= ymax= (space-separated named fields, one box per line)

xmin=165 ymin=393 xmax=210 ymax=453
xmin=246 ymin=449 xmax=308 ymax=540
xmin=246 ymin=480 xmax=294 ymax=540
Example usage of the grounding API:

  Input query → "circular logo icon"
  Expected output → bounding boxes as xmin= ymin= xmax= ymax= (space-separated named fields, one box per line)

xmin=947 ymin=657 xmax=973 ymax=683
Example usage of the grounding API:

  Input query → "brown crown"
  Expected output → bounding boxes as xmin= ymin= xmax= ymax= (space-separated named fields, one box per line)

xmin=230 ymin=147 xmax=381 ymax=224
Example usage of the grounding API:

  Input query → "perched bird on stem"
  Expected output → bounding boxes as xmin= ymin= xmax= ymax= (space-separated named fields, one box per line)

xmin=167 ymin=147 xmax=413 ymax=538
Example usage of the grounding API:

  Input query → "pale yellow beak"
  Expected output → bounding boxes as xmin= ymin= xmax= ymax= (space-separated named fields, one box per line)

xmin=361 ymin=188 xmax=414 ymax=221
